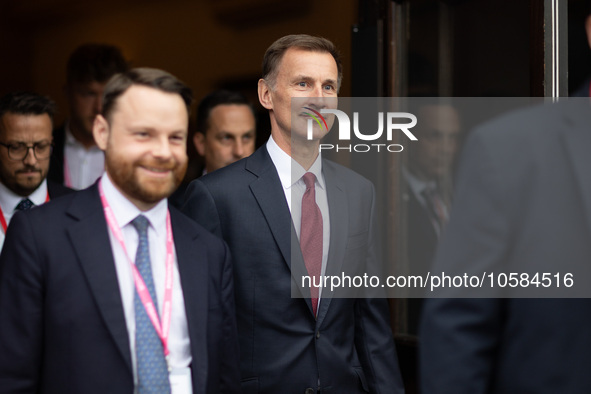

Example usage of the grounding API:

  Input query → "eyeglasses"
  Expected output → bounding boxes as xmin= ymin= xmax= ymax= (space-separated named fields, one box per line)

xmin=0 ymin=141 xmax=53 ymax=161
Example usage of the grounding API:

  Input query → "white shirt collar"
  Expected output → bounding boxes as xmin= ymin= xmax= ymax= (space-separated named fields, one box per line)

xmin=0 ymin=179 xmax=48 ymax=213
xmin=100 ymin=173 xmax=168 ymax=235
xmin=266 ymin=135 xmax=325 ymax=190
xmin=403 ymin=166 xmax=437 ymax=198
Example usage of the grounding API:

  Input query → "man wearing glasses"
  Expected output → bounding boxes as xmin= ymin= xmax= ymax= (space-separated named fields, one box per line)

xmin=0 ymin=92 xmax=72 ymax=249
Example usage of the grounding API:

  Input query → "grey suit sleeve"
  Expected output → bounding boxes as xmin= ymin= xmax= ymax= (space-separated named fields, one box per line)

xmin=182 ymin=179 xmax=223 ymax=238
xmin=0 ymin=212 xmax=43 ymax=393
xmin=419 ymin=128 xmax=513 ymax=393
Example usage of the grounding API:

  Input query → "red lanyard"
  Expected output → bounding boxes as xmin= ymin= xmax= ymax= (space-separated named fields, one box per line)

xmin=98 ymin=180 xmax=174 ymax=357
xmin=0 ymin=192 xmax=50 ymax=233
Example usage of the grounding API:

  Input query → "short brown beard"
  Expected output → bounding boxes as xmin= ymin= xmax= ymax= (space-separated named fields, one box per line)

xmin=105 ymin=151 xmax=187 ymax=206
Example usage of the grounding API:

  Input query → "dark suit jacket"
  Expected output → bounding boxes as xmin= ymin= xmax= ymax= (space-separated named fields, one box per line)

xmin=420 ymin=99 xmax=591 ymax=393
xmin=47 ymin=179 xmax=74 ymax=200
xmin=183 ymin=146 xmax=404 ymax=394
xmin=169 ymin=180 xmax=191 ymax=210
xmin=402 ymin=181 xmax=439 ymax=336
xmin=0 ymin=184 xmax=240 ymax=393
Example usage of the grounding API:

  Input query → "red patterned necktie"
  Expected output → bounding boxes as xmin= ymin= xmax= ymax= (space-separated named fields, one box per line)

xmin=300 ymin=172 xmax=323 ymax=317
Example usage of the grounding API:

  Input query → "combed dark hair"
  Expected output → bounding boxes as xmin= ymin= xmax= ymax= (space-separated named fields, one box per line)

xmin=196 ymin=89 xmax=254 ymax=135
xmin=0 ymin=91 xmax=56 ymax=123
xmin=102 ymin=67 xmax=193 ymax=122
xmin=67 ymin=43 xmax=128 ymax=84
xmin=262 ymin=34 xmax=342 ymax=91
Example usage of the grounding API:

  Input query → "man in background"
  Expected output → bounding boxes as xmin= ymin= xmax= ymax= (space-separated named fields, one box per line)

xmin=0 ymin=91 xmax=72 ymax=249
xmin=49 ymin=43 xmax=128 ymax=189
xmin=194 ymin=89 xmax=256 ymax=175
xmin=170 ymin=89 xmax=256 ymax=207
xmin=403 ymin=102 xmax=460 ymax=334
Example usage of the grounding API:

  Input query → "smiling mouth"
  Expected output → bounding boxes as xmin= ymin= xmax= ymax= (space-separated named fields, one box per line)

xmin=140 ymin=166 xmax=173 ymax=177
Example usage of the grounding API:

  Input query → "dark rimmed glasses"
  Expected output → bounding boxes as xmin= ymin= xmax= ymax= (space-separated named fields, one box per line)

xmin=0 ymin=141 xmax=53 ymax=161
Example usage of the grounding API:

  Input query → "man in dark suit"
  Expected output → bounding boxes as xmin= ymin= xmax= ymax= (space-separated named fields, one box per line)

xmin=0 ymin=68 xmax=240 ymax=393
xmin=183 ymin=34 xmax=403 ymax=393
xmin=193 ymin=89 xmax=256 ymax=176
xmin=0 ymin=91 xmax=73 ymax=250
xmin=48 ymin=43 xmax=128 ymax=189
xmin=402 ymin=102 xmax=460 ymax=335
xmin=420 ymin=98 xmax=591 ymax=392
xmin=170 ymin=89 xmax=256 ymax=208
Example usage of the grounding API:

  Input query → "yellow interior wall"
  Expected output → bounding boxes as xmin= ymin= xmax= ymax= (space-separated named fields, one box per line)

xmin=1 ymin=0 xmax=357 ymax=125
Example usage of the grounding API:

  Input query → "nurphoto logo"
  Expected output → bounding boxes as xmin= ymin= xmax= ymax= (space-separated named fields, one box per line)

xmin=306 ymin=108 xmax=418 ymax=153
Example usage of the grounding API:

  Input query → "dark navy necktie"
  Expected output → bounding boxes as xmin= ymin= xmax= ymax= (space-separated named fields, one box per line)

xmin=15 ymin=198 xmax=34 ymax=211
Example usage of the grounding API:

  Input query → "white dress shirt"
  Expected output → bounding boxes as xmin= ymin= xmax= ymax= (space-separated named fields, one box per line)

xmin=266 ymin=136 xmax=330 ymax=298
xmin=0 ymin=179 xmax=48 ymax=249
xmin=100 ymin=173 xmax=191 ymax=385
xmin=64 ymin=123 xmax=105 ymax=189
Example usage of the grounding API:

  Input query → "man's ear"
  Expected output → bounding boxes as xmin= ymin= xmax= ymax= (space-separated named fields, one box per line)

xmin=193 ymin=131 xmax=206 ymax=157
xmin=258 ymin=78 xmax=273 ymax=110
xmin=93 ymin=114 xmax=109 ymax=151
xmin=585 ymin=15 xmax=591 ymax=49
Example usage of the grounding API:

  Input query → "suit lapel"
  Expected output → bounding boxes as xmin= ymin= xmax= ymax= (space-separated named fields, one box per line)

xmin=247 ymin=147 xmax=293 ymax=268
xmin=316 ymin=161 xmax=348 ymax=326
xmin=247 ymin=147 xmax=315 ymax=311
xmin=563 ymin=99 xmax=591 ymax=237
xmin=66 ymin=185 xmax=132 ymax=374
xmin=170 ymin=208 xmax=209 ymax=391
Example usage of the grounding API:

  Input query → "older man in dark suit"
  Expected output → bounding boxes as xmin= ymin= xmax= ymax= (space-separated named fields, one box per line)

xmin=183 ymin=34 xmax=403 ymax=394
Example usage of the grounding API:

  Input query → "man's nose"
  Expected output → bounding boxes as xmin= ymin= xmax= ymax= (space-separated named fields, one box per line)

xmin=307 ymin=87 xmax=336 ymax=109
xmin=441 ymin=137 xmax=458 ymax=155
xmin=233 ymin=140 xmax=245 ymax=158
xmin=23 ymin=147 xmax=38 ymax=166
xmin=152 ymin=138 xmax=173 ymax=159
